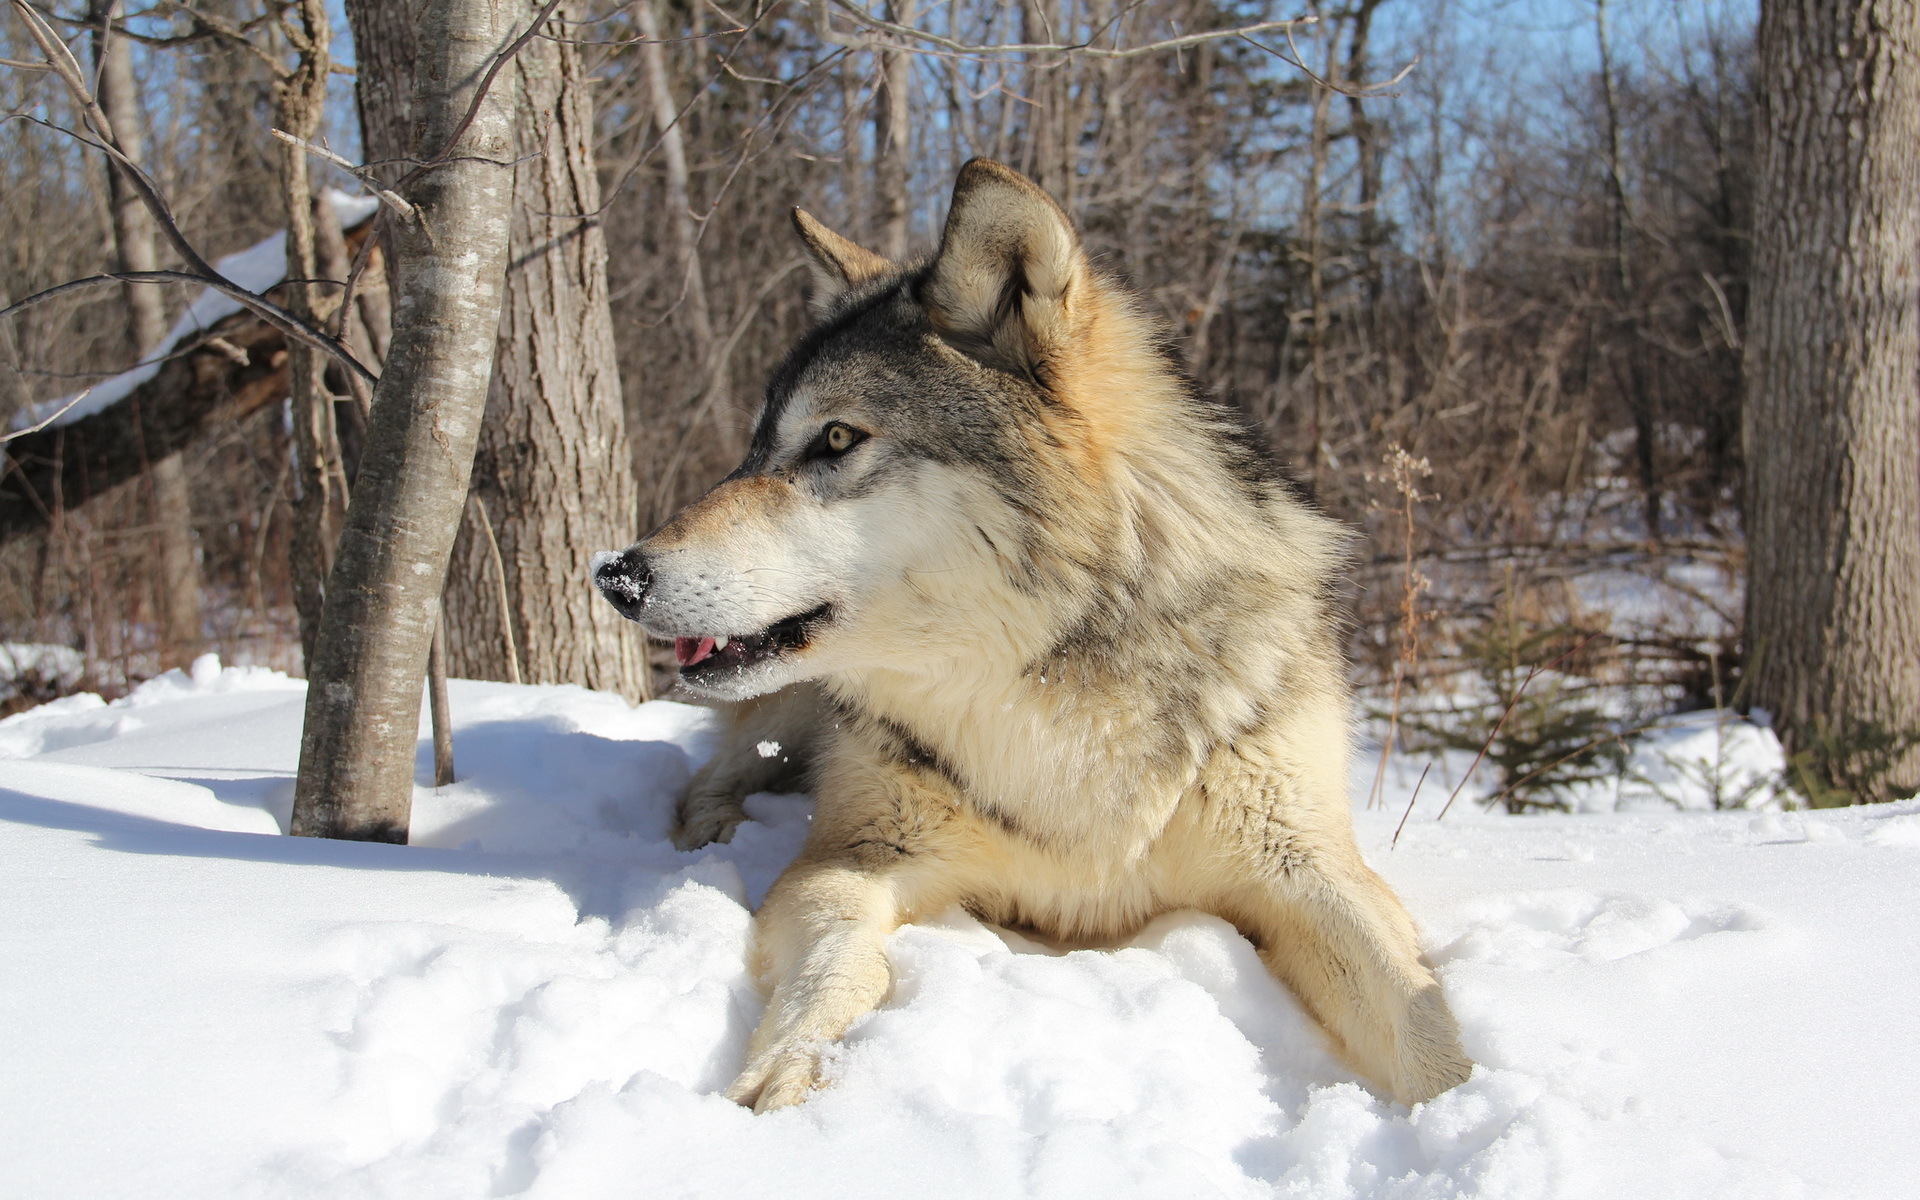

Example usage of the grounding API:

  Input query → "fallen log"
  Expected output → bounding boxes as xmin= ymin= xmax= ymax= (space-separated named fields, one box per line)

xmin=0 ymin=314 xmax=289 ymax=543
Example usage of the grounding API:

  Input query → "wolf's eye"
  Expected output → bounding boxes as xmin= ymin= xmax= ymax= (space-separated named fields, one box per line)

xmin=809 ymin=421 xmax=867 ymax=460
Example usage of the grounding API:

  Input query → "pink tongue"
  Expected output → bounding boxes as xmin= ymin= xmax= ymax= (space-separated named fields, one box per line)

xmin=675 ymin=636 xmax=716 ymax=667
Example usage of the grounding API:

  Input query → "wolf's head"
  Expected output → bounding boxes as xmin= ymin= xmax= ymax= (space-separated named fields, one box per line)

xmin=596 ymin=160 xmax=1310 ymax=700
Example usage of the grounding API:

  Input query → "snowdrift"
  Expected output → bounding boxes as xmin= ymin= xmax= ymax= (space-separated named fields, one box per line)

xmin=1 ymin=658 xmax=1916 ymax=1198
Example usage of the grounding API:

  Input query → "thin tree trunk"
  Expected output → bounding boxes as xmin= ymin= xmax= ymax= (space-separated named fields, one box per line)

xmin=289 ymin=0 xmax=519 ymax=842
xmin=872 ymin=0 xmax=918 ymax=259
xmin=89 ymin=0 xmax=202 ymax=667
xmin=276 ymin=0 xmax=347 ymax=671
xmin=1345 ymin=0 xmax=1385 ymax=321
xmin=1595 ymin=0 xmax=1662 ymax=542
xmin=1304 ymin=25 xmax=1333 ymax=491
xmin=639 ymin=0 xmax=727 ymax=526
xmin=1744 ymin=0 xmax=1920 ymax=802
xmin=428 ymin=609 xmax=454 ymax=785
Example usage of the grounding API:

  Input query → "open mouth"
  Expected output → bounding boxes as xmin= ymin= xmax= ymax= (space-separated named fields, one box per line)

xmin=674 ymin=603 xmax=833 ymax=678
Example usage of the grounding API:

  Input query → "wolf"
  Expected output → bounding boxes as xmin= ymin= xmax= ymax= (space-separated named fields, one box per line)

xmin=594 ymin=160 xmax=1473 ymax=1112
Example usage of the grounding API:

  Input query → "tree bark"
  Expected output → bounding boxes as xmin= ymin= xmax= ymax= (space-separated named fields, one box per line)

xmin=276 ymin=0 xmax=348 ymax=672
xmin=89 ymin=0 xmax=203 ymax=667
xmin=289 ymin=0 xmax=519 ymax=841
xmin=347 ymin=0 xmax=646 ymax=701
xmin=445 ymin=6 xmax=646 ymax=699
xmin=872 ymin=0 xmax=918 ymax=260
xmin=1745 ymin=0 xmax=1920 ymax=802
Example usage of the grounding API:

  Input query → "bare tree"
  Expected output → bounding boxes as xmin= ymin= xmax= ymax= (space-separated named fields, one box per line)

xmin=289 ymin=0 xmax=521 ymax=841
xmin=1743 ymin=0 xmax=1920 ymax=801
xmin=871 ymin=0 xmax=918 ymax=259
xmin=88 ymin=0 xmax=202 ymax=666
xmin=274 ymin=0 xmax=347 ymax=668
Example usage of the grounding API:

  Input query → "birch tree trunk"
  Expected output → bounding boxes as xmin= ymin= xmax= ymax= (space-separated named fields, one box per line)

xmin=345 ymin=0 xmax=646 ymax=701
xmin=89 ymin=0 xmax=203 ymax=667
xmin=1744 ymin=0 xmax=1920 ymax=803
xmin=289 ymin=0 xmax=518 ymax=841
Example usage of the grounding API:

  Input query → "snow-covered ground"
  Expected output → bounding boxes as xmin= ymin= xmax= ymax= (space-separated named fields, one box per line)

xmin=2 ymin=659 xmax=1916 ymax=1199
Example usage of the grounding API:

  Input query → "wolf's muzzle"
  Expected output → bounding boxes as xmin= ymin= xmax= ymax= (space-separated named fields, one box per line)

xmin=592 ymin=547 xmax=652 ymax=621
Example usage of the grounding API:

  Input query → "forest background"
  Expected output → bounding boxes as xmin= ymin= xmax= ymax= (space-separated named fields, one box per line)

xmin=0 ymin=0 xmax=1853 ymax=814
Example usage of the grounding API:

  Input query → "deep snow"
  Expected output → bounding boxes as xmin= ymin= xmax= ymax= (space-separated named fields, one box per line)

xmin=1 ymin=658 xmax=1916 ymax=1199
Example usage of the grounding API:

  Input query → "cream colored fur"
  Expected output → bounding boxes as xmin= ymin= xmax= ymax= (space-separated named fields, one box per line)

xmin=662 ymin=161 xmax=1473 ymax=1113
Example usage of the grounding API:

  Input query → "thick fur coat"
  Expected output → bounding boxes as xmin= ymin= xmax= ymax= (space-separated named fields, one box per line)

xmin=594 ymin=160 xmax=1473 ymax=1111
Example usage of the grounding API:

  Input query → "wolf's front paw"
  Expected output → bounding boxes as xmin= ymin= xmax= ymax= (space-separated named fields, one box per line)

xmin=673 ymin=790 xmax=748 ymax=851
xmin=725 ymin=1042 xmax=826 ymax=1112
xmin=1392 ymin=984 xmax=1475 ymax=1105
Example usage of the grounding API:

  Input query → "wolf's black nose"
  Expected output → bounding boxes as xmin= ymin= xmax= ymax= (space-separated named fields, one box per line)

xmin=592 ymin=547 xmax=652 ymax=621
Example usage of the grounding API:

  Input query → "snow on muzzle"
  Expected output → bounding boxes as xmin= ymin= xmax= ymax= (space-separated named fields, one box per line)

xmin=591 ymin=548 xmax=651 ymax=622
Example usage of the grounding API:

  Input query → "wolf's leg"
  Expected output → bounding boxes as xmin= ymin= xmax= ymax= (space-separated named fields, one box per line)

xmin=727 ymin=744 xmax=970 ymax=1111
xmin=675 ymin=683 xmax=825 ymax=850
xmin=1227 ymin=847 xmax=1472 ymax=1105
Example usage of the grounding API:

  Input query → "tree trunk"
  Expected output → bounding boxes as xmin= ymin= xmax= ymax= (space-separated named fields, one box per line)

xmin=347 ymin=0 xmax=646 ymax=701
xmin=444 ymin=7 xmax=647 ymax=699
xmin=89 ymin=0 xmax=203 ymax=667
xmin=276 ymin=0 xmax=348 ymax=672
xmin=1744 ymin=0 xmax=1920 ymax=803
xmin=289 ymin=0 xmax=519 ymax=842
xmin=872 ymin=0 xmax=918 ymax=260
xmin=637 ymin=0 xmax=725 ymax=525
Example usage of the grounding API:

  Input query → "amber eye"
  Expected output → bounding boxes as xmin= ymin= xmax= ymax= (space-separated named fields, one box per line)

xmin=810 ymin=421 xmax=866 ymax=460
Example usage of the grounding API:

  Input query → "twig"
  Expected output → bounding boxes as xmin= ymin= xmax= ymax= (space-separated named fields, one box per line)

xmin=537 ymin=22 xmax=745 ymax=46
xmin=467 ymin=492 xmax=522 ymax=686
xmin=823 ymin=1 xmax=1313 ymax=60
xmin=1236 ymin=27 xmax=1418 ymax=100
xmin=269 ymin=129 xmax=415 ymax=217
xmin=1480 ymin=712 xmax=1671 ymax=813
xmin=1 ymin=387 xmax=92 ymax=443
xmin=1434 ymin=634 xmax=1599 ymax=821
xmin=1390 ymin=761 xmax=1433 ymax=850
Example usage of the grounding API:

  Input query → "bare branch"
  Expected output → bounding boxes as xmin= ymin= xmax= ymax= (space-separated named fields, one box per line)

xmin=1236 ymin=27 xmax=1419 ymax=99
xmin=1 ymin=387 xmax=91 ymax=442
xmin=536 ymin=22 xmax=744 ymax=47
xmin=823 ymin=0 xmax=1314 ymax=61
xmin=0 ymin=272 xmax=372 ymax=387
xmin=269 ymin=128 xmax=415 ymax=217
xmin=4 ymin=0 xmax=376 ymax=385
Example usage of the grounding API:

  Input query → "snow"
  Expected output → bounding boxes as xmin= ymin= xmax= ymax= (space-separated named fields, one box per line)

xmin=0 ymin=641 xmax=84 ymax=702
xmin=2 ymin=658 xmax=1917 ymax=1198
xmin=11 ymin=191 xmax=381 ymax=431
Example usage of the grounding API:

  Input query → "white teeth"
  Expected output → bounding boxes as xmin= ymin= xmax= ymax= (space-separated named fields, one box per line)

xmin=714 ymin=635 xmax=729 ymax=651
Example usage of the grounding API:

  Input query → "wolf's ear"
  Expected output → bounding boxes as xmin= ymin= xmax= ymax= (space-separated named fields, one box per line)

xmin=920 ymin=159 xmax=1086 ymax=377
xmin=791 ymin=208 xmax=893 ymax=319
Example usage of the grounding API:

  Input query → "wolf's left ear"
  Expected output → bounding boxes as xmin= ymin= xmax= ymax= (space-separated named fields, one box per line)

xmin=792 ymin=208 xmax=894 ymax=319
xmin=920 ymin=160 xmax=1086 ymax=377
